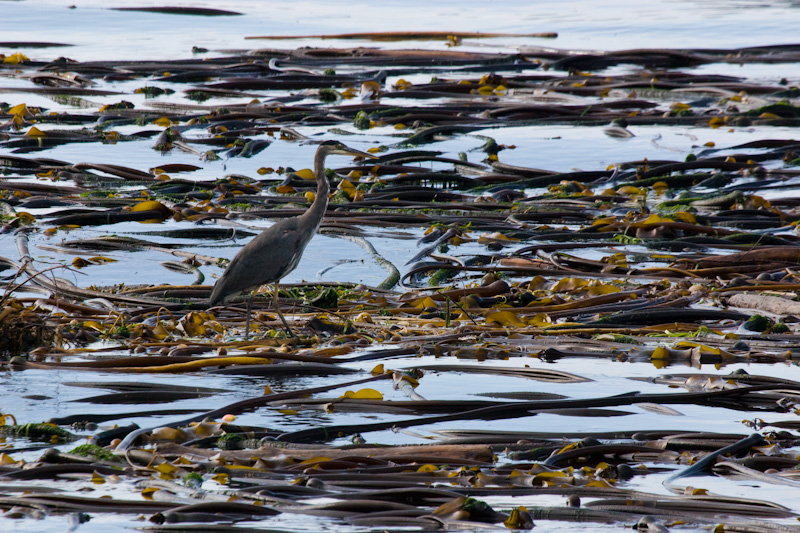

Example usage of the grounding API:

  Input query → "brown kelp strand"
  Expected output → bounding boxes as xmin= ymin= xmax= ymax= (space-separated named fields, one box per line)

xmin=3 ymin=41 xmax=800 ymax=532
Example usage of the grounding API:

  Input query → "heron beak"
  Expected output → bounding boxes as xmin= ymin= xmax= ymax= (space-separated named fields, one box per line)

xmin=337 ymin=147 xmax=379 ymax=160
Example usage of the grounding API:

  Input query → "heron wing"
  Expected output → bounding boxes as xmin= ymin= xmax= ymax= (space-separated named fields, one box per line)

xmin=209 ymin=218 xmax=308 ymax=304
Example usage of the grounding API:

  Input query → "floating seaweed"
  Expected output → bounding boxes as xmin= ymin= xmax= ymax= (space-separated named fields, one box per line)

xmin=1 ymin=40 xmax=800 ymax=531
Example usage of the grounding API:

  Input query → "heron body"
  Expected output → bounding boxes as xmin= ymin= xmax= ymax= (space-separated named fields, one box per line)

xmin=208 ymin=172 xmax=328 ymax=305
xmin=209 ymin=141 xmax=374 ymax=337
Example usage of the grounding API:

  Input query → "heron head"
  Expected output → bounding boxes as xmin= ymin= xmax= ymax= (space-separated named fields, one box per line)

xmin=318 ymin=140 xmax=378 ymax=160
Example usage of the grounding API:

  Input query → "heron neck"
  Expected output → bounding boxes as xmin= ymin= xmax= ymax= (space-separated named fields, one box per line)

xmin=303 ymin=161 xmax=330 ymax=226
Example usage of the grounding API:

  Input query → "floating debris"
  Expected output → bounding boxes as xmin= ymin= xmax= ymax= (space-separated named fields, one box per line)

xmin=1 ymin=42 xmax=800 ymax=531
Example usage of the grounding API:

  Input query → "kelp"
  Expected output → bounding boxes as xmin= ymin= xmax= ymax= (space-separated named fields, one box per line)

xmin=2 ymin=41 xmax=800 ymax=532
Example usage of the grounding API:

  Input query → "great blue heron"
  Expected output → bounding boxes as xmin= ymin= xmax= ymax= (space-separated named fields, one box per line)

xmin=209 ymin=140 xmax=376 ymax=338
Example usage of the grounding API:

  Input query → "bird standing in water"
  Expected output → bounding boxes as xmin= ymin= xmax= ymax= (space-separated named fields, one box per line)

xmin=209 ymin=141 xmax=376 ymax=338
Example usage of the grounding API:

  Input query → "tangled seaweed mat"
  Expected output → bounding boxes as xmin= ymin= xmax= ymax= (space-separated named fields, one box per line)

xmin=1 ymin=42 xmax=800 ymax=531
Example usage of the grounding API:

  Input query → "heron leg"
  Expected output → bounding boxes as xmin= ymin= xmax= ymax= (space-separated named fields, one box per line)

xmin=244 ymin=293 xmax=253 ymax=340
xmin=273 ymin=281 xmax=296 ymax=338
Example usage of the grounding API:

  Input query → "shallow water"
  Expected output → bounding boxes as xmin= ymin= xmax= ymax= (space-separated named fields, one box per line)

xmin=2 ymin=1 xmax=800 ymax=532
xmin=3 ymin=0 xmax=799 ymax=60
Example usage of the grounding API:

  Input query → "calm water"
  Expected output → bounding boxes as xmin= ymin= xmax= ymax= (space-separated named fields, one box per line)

xmin=2 ymin=0 xmax=798 ymax=61
xmin=2 ymin=2 xmax=800 ymax=532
